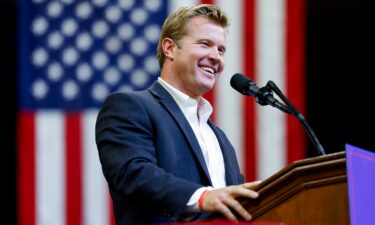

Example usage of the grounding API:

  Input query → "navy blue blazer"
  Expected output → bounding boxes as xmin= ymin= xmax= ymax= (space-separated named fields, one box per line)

xmin=95 ymin=81 xmax=244 ymax=225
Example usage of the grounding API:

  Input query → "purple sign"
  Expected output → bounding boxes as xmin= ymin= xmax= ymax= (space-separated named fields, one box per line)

xmin=346 ymin=144 xmax=375 ymax=225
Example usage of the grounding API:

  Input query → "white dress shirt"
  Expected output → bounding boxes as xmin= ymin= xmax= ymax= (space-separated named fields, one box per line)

xmin=158 ymin=78 xmax=226 ymax=211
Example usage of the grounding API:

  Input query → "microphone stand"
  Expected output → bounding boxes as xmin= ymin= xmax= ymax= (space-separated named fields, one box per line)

xmin=266 ymin=80 xmax=326 ymax=156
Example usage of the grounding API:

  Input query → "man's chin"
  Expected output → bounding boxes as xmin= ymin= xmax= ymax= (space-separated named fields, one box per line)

xmin=199 ymin=82 xmax=216 ymax=94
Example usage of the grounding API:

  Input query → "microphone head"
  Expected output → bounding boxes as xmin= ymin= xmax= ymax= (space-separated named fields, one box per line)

xmin=230 ymin=73 xmax=257 ymax=96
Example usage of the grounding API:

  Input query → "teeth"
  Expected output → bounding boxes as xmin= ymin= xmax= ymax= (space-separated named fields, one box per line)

xmin=200 ymin=66 xmax=215 ymax=74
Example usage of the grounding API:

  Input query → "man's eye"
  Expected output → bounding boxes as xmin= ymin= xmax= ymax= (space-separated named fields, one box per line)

xmin=219 ymin=48 xmax=226 ymax=55
xmin=200 ymin=42 xmax=209 ymax=47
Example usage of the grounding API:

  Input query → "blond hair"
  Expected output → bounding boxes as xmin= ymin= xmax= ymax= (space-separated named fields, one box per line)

xmin=156 ymin=4 xmax=229 ymax=68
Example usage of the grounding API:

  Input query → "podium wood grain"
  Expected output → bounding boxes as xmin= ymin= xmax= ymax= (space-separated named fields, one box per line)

xmin=209 ymin=151 xmax=349 ymax=224
xmin=245 ymin=151 xmax=349 ymax=224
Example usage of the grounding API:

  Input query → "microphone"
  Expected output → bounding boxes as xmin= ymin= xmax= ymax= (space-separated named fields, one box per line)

xmin=230 ymin=73 xmax=292 ymax=114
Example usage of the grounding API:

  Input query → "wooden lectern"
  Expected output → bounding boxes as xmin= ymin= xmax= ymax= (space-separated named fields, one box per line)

xmin=241 ymin=151 xmax=349 ymax=224
xmin=208 ymin=151 xmax=349 ymax=224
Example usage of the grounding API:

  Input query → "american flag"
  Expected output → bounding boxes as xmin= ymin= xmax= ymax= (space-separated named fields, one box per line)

xmin=17 ymin=0 xmax=306 ymax=225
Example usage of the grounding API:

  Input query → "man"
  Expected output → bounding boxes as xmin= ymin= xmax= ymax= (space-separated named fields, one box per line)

xmin=96 ymin=4 xmax=260 ymax=225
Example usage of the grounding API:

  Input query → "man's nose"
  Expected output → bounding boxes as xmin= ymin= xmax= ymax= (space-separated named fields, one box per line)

xmin=208 ymin=48 xmax=222 ymax=63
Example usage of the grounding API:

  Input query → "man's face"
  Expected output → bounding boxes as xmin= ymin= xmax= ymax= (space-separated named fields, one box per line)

xmin=172 ymin=16 xmax=226 ymax=99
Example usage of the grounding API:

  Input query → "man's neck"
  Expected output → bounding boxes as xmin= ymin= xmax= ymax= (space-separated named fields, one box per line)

xmin=160 ymin=73 xmax=201 ymax=103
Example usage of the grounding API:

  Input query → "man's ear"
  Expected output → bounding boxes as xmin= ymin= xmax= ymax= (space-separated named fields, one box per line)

xmin=162 ymin=38 xmax=176 ymax=61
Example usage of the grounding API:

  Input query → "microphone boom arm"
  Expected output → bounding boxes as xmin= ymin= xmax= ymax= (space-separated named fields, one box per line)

xmin=266 ymin=81 xmax=326 ymax=156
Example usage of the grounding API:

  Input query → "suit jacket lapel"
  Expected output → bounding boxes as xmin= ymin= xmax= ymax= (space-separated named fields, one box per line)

xmin=148 ymin=82 xmax=213 ymax=186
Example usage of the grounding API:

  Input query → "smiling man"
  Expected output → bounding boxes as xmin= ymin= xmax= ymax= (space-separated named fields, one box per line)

xmin=96 ymin=4 xmax=260 ymax=225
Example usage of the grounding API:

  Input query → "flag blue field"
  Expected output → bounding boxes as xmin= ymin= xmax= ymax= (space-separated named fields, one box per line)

xmin=19 ymin=0 xmax=166 ymax=110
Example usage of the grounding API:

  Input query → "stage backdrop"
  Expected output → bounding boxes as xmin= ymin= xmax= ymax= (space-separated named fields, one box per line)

xmin=17 ymin=0 xmax=306 ymax=225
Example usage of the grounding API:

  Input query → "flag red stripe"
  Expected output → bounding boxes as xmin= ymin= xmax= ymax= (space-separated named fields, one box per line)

xmin=17 ymin=112 xmax=36 ymax=225
xmin=200 ymin=0 xmax=214 ymax=4
xmin=286 ymin=0 xmax=306 ymax=163
xmin=243 ymin=0 xmax=257 ymax=181
xmin=65 ymin=113 xmax=82 ymax=225
xmin=109 ymin=196 xmax=115 ymax=225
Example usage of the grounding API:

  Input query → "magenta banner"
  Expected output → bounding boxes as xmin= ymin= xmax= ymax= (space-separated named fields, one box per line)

xmin=346 ymin=144 xmax=375 ymax=225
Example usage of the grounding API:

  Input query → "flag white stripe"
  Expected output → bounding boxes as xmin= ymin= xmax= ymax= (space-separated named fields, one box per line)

xmin=216 ymin=0 xmax=245 ymax=171
xmin=256 ymin=0 xmax=286 ymax=179
xmin=168 ymin=0 xmax=198 ymax=12
xmin=83 ymin=110 xmax=109 ymax=225
xmin=36 ymin=111 xmax=65 ymax=225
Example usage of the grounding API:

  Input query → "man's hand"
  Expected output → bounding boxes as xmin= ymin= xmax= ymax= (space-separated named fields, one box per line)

xmin=200 ymin=181 xmax=261 ymax=222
